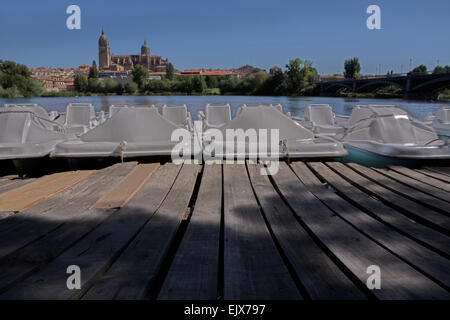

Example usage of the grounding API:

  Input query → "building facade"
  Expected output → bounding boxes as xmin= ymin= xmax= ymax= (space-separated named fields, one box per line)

xmin=98 ymin=29 xmax=169 ymax=72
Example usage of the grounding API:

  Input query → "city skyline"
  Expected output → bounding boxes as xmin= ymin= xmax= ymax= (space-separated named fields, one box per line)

xmin=1 ymin=0 xmax=449 ymax=75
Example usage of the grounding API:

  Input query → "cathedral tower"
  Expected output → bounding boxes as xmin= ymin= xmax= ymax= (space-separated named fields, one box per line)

xmin=98 ymin=29 xmax=111 ymax=70
xmin=140 ymin=40 xmax=151 ymax=69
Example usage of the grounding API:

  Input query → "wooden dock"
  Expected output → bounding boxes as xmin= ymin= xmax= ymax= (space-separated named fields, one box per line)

xmin=0 ymin=161 xmax=448 ymax=300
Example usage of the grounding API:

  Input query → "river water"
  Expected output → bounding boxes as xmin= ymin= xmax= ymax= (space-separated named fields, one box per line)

xmin=0 ymin=95 xmax=447 ymax=119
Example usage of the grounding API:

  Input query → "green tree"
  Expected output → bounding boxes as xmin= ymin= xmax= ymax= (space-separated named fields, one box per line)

xmin=218 ymin=77 xmax=241 ymax=94
xmin=88 ymin=60 xmax=99 ymax=79
xmin=433 ymin=65 xmax=450 ymax=74
xmin=0 ymin=59 xmax=43 ymax=97
xmin=74 ymin=74 xmax=88 ymax=92
xmin=88 ymin=78 xmax=100 ymax=93
xmin=268 ymin=69 xmax=287 ymax=95
xmin=124 ymin=82 xmax=137 ymax=94
xmin=242 ymin=71 xmax=270 ymax=95
xmin=132 ymin=64 xmax=149 ymax=91
xmin=285 ymin=58 xmax=303 ymax=95
xmin=166 ymin=63 xmax=175 ymax=80
xmin=102 ymin=78 xmax=119 ymax=93
xmin=344 ymin=57 xmax=361 ymax=79
xmin=301 ymin=60 xmax=319 ymax=85
xmin=192 ymin=76 xmax=206 ymax=93
xmin=205 ymin=75 xmax=219 ymax=88
xmin=412 ymin=64 xmax=427 ymax=73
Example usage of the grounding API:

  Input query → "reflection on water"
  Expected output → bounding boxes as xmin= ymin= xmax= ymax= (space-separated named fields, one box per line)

xmin=0 ymin=95 xmax=446 ymax=119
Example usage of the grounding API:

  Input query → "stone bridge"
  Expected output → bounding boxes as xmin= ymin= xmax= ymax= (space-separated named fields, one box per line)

xmin=318 ymin=72 xmax=450 ymax=99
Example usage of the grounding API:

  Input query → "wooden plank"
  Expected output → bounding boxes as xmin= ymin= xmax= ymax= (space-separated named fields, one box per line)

xmin=0 ymin=171 xmax=94 ymax=212
xmin=374 ymin=168 xmax=450 ymax=202
xmin=0 ymin=175 xmax=15 ymax=184
xmin=389 ymin=166 xmax=450 ymax=193
xmin=309 ymin=162 xmax=450 ymax=257
xmin=417 ymin=169 xmax=450 ymax=183
xmin=158 ymin=164 xmax=222 ymax=300
xmin=271 ymin=161 xmax=449 ymax=299
xmin=0 ymin=172 xmax=68 ymax=203
xmin=424 ymin=167 xmax=450 ymax=177
xmin=0 ymin=173 xmax=65 ymax=211
xmin=336 ymin=163 xmax=449 ymax=234
xmin=0 ymin=163 xmax=139 ymax=293
xmin=0 ymin=163 xmax=181 ymax=300
xmin=222 ymin=164 xmax=301 ymax=300
xmin=91 ymin=164 xmax=160 ymax=209
xmin=291 ymin=162 xmax=450 ymax=289
xmin=0 ymin=162 xmax=137 ymax=261
xmin=247 ymin=162 xmax=365 ymax=299
xmin=0 ymin=178 xmax=37 ymax=202
xmin=0 ymin=176 xmax=18 ymax=188
xmin=83 ymin=164 xmax=200 ymax=300
xmin=347 ymin=163 xmax=450 ymax=215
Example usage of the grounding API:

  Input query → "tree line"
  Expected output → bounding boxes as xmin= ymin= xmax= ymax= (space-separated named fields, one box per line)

xmin=130 ymin=58 xmax=319 ymax=96
xmin=2 ymin=58 xmax=449 ymax=98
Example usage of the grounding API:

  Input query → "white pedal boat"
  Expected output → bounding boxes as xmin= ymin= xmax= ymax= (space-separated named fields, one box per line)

xmin=340 ymin=105 xmax=450 ymax=159
xmin=51 ymin=105 xmax=197 ymax=159
xmin=0 ymin=104 xmax=69 ymax=160
xmin=295 ymin=104 xmax=346 ymax=137
xmin=424 ymin=106 xmax=450 ymax=137
xmin=199 ymin=104 xmax=347 ymax=160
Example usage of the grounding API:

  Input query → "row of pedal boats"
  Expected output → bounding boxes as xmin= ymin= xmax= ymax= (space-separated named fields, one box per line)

xmin=0 ymin=102 xmax=449 ymax=170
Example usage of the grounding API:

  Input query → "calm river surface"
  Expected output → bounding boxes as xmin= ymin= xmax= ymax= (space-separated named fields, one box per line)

xmin=0 ymin=95 xmax=447 ymax=119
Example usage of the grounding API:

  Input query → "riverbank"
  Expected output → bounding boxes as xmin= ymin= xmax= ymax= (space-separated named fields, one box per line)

xmin=37 ymin=89 xmax=449 ymax=102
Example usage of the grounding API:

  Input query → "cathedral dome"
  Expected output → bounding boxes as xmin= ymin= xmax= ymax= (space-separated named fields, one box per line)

xmin=98 ymin=29 xmax=109 ymax=47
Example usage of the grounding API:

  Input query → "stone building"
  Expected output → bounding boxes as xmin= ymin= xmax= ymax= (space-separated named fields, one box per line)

xmin=98 ymin=29 xmax=169 ymax=72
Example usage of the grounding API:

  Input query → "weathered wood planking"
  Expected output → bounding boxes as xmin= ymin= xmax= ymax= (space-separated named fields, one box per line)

xmin=292 ymin=162 xmax=450 ymax=289
xmin=0 ymin=178 xmax=38 ymax=220
xmin=222 ymin=164 xmax=301 ymax=300
xmin=91 ymin=164 xmax=160 ymax=209
xmin=83 ymin=164 xmax=200 ymax=300
xmin=388 ymin=166 xmax=450 ymax=193
xmin=424 ymin=167 xmax=450 ymax=177
xmin=347 ymin=163 xmax=450 ymax=215
xmin=0 ymin=163 xmax=143 ymax=293
xmin=0 ymin=176 xmax=15 ymax=187
xmin=247 ymin=162 xmax=365 ymax=300
xmin=374 ymin=168 xmax=450 ymax=203
xmin=309 ymin=162 xmax=450 ymax=257
xmin=0 ymin=171 xmax=94 ymax=213
xmin=0 ymin=177 xmax=36 ymax=196
xmin=271 ymin=162 xmax=449 ymax=299
xmin=330 ymin=163 xmax=449 ymax=234
xmin=158 ymin=164 xmax=222 ymax=300
xmin=0 ymin=172 xmax=74 ymax=213
xmin=372 ymin=168 xmax=450 ymax=202
xmin=0 ymin=163 xmax=181 ymax=300
xmin=416 ymin=168 xmax=450 ymax=183
xmin=0 ymin=162 xmax=138 ymax=259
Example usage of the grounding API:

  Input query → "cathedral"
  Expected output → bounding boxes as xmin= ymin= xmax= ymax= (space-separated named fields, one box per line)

xmin=98 ymin=29 xmax=170 ymax=72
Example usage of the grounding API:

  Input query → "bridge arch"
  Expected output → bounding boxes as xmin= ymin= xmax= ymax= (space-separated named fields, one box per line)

xmin=410 ymin=74 xmax=450 ymax=92
xmin=356 ymin=80 xmax=405 ymax=93
xmin=322 ymin=82 xmax=353 ymax=93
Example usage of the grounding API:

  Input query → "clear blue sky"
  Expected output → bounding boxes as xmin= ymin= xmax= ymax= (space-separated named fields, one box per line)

xmin=0 ymin=0 xmax=449 ymax=75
